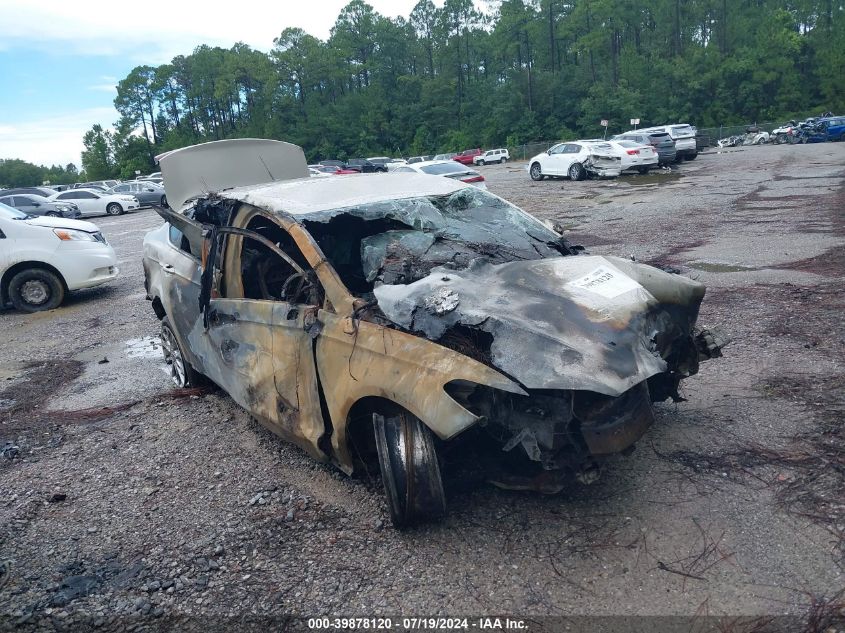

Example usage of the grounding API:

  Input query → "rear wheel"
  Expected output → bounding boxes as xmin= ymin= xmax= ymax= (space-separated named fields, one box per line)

xmin=45 ymin=211 xmax=60 ymax=217
xmin=8 ymin=268 xmax=65 ymax=313
xmin=106 ymin=202 xmax=123 ymax=216
xmin=637 ymin=166 xmax=650 ymax=174
xmin=529 ymin=162 xmax=544 ymax=181
xmin=374 ymin=410 xmax=446 ymax=528
xmin=685 ymin=153 xmax=698 ymax=161
xmin=569 ymin=162 xmax=586 ymax=181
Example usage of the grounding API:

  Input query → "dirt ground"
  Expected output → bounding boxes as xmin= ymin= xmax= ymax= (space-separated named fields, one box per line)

xmin=1 ymin=144 xmax=844 ymax=632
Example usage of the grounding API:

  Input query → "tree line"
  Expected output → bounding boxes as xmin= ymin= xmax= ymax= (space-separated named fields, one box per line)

xmin=11 ymin=0 xmax=845 ymax=184
xmin=0 ymin=159 xmax=80 ymax=189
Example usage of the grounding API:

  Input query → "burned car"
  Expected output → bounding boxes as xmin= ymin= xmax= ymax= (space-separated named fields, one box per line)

xmin=143 ymin=140 xmax=725 ymax=527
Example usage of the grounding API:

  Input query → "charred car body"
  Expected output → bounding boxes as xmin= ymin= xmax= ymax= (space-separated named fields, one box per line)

xmin=143 ymin=140 xmax=725 ymax=527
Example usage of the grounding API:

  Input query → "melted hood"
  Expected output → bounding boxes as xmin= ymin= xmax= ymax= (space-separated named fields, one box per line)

xmin=373 ymin=255 xmax=705 ymax=396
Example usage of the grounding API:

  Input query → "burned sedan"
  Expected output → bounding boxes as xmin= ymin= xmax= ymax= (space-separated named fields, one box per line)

xmin=143 ymin=140 xmax=725 ymax=527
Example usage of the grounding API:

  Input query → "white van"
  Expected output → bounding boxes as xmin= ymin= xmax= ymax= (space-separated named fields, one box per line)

xmin=0 ymin=202 xmax=118 ymax=312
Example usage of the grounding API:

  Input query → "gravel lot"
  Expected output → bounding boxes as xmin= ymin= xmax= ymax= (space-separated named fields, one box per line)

xmin=1 ymin=144 xmax=844 ymax=631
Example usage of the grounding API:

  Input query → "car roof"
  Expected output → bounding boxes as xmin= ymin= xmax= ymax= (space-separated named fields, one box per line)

xmin=217 ymin=173 xmax=466 ymax=217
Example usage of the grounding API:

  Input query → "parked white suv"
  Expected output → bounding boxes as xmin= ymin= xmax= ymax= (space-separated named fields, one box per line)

xmin=473 ymin=148 xmax=510 ymax=165
xmin=634 ymin=124 xmax=697 ymax=161
xmin=0 ymin=202 xmax=118 ymax=312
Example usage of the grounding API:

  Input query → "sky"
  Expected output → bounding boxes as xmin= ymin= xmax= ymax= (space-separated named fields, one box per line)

xmin=0 ymin=0 xmax=443 ymax=169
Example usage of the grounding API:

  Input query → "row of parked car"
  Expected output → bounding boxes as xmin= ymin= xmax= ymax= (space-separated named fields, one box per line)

xmin=0 ymin=176 xmax=167 ymax=219
xmin=527 ymin=124 xmax=698 ymax=181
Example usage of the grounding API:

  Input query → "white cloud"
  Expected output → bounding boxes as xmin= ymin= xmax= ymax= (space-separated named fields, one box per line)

xmin=0 ymin=0 xmax=433 ymax=62
xmin=0 ymin=108 xmax=115 ymax=168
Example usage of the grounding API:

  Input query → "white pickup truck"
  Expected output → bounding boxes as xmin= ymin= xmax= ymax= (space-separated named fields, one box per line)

xmin=0 ymin=202 xmax=118 ymax=312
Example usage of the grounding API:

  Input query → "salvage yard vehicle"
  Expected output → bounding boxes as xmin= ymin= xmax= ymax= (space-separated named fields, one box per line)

xmin=0 ymin=193 xmax=81 ymax=219
xmin=0 ymin=201 xmax=118 ymax=312
xmin=48 ymin=188 xmax=140 ymax=217
xmin=473 ymin=148 xmax=509 ymax=165
xmin=453 ymin=148 xmax=482 ymax=165
xmin=635 ymin=124 xmax=698 ymax=161
xmin=606 ymin=140 xmax=659 ymax=174
xmin=393 ymin=159 xmax=487 ymax=188
xmin=143 ymin=139 xmax=726 ymax=527
xmin=528 ymin=141 xmax=622 ymax=181
xmin=612 ymin=131 xmax=676 ymax=165
xmin=107 ymin=181 xmax=168 ymax=208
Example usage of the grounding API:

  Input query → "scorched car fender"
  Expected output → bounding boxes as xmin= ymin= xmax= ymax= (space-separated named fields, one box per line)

xmin=314 ymin=312 xmax=526 ymax=474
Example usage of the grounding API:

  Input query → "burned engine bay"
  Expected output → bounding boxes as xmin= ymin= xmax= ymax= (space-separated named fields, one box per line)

xmin=189 ymin=185 xmax=726 ymax=481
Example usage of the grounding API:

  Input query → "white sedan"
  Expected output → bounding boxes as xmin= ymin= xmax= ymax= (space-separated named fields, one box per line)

xmin=528 ymin=141 xmax=622 ymax=181
xmin=392 ymin=160 xmax=487 ymax=188
xmin=48 ymin=188 xmax=139 ymax=217
xmin=607 ymin=140 xmax=659 ymax=173
xmin=0 ymin=202 xmax=118 ymax=312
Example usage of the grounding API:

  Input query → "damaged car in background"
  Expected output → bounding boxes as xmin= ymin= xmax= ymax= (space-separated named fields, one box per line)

xmin=143 ymin=139 xmax=727 ymax=527
xmin=528 ymin=141 xmax=622 ymax=181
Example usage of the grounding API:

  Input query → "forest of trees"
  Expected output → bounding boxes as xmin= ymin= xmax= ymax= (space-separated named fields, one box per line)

xmin=0 ymin=159 xmax=80 ymax=188
xmin=22 ymin=0 xmax=845 ymax=181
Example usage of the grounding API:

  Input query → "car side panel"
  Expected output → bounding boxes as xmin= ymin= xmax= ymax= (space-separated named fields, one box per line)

xmin=315 ymin=313 xmax=525 ymax=474
xmin=201 ymin=299 xmax=328 ymax=463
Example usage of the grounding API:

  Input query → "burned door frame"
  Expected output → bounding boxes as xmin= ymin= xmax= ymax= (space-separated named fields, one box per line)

xmin=198 ymin=206 xmax=333 ymax=463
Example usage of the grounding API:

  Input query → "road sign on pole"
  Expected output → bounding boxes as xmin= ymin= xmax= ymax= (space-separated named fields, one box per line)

xmin=600 ymin=119 xmax=609 ymax=139
xmin=630 ymin=118 xmax=640 ymax=130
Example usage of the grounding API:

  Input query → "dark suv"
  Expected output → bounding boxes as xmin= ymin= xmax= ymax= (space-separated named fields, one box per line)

xmin=345 ymin=159 xmax=387 ymax=173
xmin=612 ymin=132 xmax=676 ymax=165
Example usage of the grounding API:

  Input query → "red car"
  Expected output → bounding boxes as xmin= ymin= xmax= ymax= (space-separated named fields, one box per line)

xmin=453 ymin=148 xmax=482 ymax=165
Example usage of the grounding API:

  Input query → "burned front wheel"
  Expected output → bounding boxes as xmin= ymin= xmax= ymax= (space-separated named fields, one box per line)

xmin=373 ymin=410 xmax=446 ymax=528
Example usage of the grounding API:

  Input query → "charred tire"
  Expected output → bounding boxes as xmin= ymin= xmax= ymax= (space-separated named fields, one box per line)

xmin=373 ymin=410 xmax=446 ymax=528
xmin=637 ymin=166 xmax=650 ymax=174
xmin=106 ymin=202 xmax=123 ymax=216
xmin=8 ymin=268 xmax=65 ymax=312
xmin=160 ymin=316 xmax=203 ymax=388
xmin=569 ymin=162 xmax=586 ymax=181
xmin=685 ymin=153 xmax=698 ymax=161
xmin=529 ymin=162 xmax=544 ymax=181
xmin=160 ymin=195 xmax=168 ymax=208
